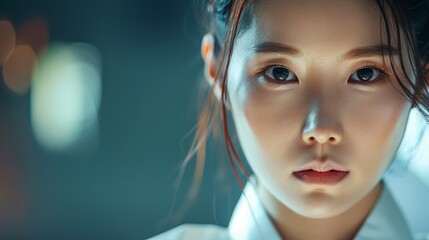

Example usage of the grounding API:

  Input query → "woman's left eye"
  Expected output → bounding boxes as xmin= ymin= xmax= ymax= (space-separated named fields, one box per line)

xmin=349 ymin=66 xmax=387 ymax=84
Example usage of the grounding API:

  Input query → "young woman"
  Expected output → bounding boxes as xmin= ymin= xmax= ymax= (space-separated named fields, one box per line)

xmin=150 ymin=0 xmax=429 ymax=239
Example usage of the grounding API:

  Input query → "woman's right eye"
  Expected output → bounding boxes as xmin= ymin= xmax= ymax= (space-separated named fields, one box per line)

xmin=263 ymin=66 xmax=298 ymax=83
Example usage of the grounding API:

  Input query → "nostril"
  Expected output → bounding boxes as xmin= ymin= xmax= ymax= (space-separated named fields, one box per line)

xmin=304 ymin=134 xmax=341 ymax=144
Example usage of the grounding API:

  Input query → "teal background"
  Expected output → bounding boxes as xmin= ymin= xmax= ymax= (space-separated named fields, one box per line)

xmin=0 ymin=0 xmax=242 ymax=239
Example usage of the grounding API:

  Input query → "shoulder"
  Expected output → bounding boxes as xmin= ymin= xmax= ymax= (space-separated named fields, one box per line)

xmin=148 ymin=224 xmax=228 ymax=240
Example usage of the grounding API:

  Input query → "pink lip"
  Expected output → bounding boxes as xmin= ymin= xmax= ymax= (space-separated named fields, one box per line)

xmin=293 ymin=170 xmax=349 ymax=185
xmin=294 ymin=159 xmax=349 ymax=172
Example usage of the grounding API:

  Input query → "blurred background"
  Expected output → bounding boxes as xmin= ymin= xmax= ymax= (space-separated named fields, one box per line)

xmin=0 ymin=0 xmax=243 ymax=239
xmin=1 ymin=1 xmax=429 ymax=239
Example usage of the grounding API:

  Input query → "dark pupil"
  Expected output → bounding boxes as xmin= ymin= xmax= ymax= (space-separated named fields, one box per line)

xmin=357 ymin=68 xmax=374 ymax=81
xmin=273 ymin=67 xmax=289 ymax=81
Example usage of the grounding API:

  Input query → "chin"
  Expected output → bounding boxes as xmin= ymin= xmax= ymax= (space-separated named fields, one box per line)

xmin=300 ymin=208 xmax=343 ymax=219
xmin=290 ymin=196 xmax=349 ymax=219
xmin=297 ymin=206 xmax=347 ymax=219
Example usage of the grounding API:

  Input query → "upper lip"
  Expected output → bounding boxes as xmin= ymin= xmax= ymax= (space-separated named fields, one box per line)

xmin=294 ymin=158 xmax=349 ymax=172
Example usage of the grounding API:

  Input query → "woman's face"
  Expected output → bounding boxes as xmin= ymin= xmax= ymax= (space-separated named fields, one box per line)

xmin=224 ymin=0 xmax=414 ymax=218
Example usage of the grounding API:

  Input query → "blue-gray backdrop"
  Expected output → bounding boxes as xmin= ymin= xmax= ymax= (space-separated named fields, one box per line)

xmin=0 ymin=0 xmax=243 ymax=239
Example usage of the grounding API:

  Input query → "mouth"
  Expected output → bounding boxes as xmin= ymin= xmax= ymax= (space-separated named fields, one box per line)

xmin=293 ymin=158 xmax=350 ymax=185
xmin=292 ymin=170 xmax=349 ymax=185
xmin=295 ymin=158 xmax=349 ymax=172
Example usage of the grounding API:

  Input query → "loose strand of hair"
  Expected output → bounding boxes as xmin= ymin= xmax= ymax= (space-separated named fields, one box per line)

xmin=389 ymin=0 xmax=429 ymax=123
xmin=219 ymin=0 xmax=250 ymax=190
xmin=162 ymin=85 xmax=218 ymax=227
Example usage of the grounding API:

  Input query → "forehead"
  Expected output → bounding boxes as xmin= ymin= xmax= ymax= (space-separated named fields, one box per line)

xmin=247 ymin=0 xmax=385 ymax=58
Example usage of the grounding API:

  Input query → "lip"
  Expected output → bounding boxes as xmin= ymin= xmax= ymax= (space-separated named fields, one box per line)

xmin=293 ymin=170 xmax=349 ymax=185
xmin=294 ymin=159 xmax=349 ymax=172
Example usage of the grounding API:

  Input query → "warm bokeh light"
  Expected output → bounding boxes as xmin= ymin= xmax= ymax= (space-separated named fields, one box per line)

xmin=31 ymin=43 xmax=102 ymax=151
xmin=3 ymin=45 xmax=37 ymax=94
xmin=0 ymin=20 xmax=16 ymax=65
xmin=17 ymin=17 xmax=49 ymax=56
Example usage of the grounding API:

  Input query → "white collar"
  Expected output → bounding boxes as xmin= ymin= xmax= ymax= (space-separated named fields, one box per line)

xmin=382 ymin=168 xmax=429 ymax=238
xmin=228 ymin=176 xmax=282 ymax=240
xmin=227 ymin=175 xmax=415 ymax=240
xmin=354 ymin=179 xmax=413 ymax=239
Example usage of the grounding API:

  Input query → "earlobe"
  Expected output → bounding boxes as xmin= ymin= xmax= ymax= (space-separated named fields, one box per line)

xmin=201 ymin=33 xmax=216 ymax=85
xmin=201 ymin=33 xmax=230 ymax=109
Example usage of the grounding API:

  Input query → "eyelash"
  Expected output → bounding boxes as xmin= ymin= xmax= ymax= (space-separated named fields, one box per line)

xmin=350 ymin=64 xmax=389 ymax=85
xmin=255 ymin=64 xmax=390 ymax=86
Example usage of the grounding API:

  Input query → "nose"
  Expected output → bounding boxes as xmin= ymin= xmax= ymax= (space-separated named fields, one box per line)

xmin=302 ymin=100 xmax=342 ymax=145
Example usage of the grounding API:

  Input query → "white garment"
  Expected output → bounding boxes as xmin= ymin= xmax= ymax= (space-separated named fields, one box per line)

xmin=149 ymin=169 xmax=429 ymax=240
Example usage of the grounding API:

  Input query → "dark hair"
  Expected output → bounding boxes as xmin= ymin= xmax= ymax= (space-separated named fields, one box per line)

xmin=172 ymin=0 xmax=429 ymax=224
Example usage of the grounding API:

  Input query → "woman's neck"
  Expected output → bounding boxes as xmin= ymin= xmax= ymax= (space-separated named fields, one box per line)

xmin=257 ymin=180 xmax=383 ymax=240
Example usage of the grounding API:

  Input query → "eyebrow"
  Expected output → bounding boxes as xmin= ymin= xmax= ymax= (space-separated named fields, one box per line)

xmin=252 ymin=41 xmax=399 ymax=59
xmin=344 ymin=45 xmax=399 ymax=59
xmin=252 ymin=42 xmax=303 ymax=56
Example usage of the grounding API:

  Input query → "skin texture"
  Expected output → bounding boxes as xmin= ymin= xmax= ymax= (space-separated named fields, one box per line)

xmin=202 ymin=0 xmax=417 ymax=239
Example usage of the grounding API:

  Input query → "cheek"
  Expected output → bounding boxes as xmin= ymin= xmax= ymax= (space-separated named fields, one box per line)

xmin=230 ymin=77 xmax=300 ymax=139
xmin=228 ymin=78 xmax=296 ymax=173
xmin=242 ymin=88 xmax=306 ymax=159
xmin=338 ymin=87 xmax=411 ymax=181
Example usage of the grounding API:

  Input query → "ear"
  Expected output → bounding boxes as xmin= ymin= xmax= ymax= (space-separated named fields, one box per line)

xmin=201 ymin=33 xmax=229 ymax=109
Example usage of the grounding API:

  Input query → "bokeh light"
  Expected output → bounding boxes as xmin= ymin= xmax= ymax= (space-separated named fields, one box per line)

xmin=0 ymin=20 xmax=16 ymax=65
xmin=3 ymin=45 xmax=37 ymax=94
xmin=17 ymin=18 xmax=49 ymax=56
xmin=31 ymin=43 xmax=102 ymax=152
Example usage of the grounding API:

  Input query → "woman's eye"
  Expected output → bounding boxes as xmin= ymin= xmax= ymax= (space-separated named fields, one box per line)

xmin=349 ymin=67 xmax=381 ymax=83
xmin=263 ymin=66 xmax=297 ymax=83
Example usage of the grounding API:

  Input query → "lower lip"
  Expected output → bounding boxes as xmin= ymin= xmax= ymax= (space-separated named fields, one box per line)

xmin=293 ymin=170 xmax=349 ymax=185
